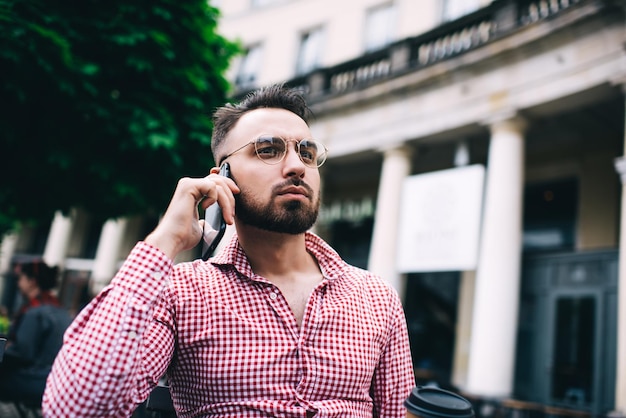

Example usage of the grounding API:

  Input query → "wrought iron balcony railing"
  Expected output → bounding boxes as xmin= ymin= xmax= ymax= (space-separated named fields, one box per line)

xmin=233 ymin=0 xmax=616 ymax=102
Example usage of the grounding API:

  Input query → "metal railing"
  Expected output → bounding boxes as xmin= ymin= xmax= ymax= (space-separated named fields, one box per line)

xmin=233 ymin=0 xmax=609 ymax=102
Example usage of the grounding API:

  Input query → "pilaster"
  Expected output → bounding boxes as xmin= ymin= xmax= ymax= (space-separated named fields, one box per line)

xmin=367 ymin=144 xmax=413 ymax=295
xmin=43 ymin=210 xmax=75 ymax=268
xmin=465 ymin=114 xmax=527 ymax=396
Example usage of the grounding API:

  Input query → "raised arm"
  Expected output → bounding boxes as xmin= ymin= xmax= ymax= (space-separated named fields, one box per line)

xmin=42 ymin=173 xmax=239 ymax=417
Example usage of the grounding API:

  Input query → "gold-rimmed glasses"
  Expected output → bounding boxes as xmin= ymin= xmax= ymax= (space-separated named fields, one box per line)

xmin=219 ymin=135 xmax=328 ymax=168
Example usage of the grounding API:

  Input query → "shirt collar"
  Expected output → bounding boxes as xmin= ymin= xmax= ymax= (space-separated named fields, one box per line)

xmin=210 ymin=231 xmax=346 ymax=281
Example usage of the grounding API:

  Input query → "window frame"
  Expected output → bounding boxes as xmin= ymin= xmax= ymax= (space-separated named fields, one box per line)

xmin=295 ymin=26 xmax=325 ymax=76
xmin=364 ymin=3 xmax=397 ymax=52
xmin=235 ymin=44 xmax=263 ymax=89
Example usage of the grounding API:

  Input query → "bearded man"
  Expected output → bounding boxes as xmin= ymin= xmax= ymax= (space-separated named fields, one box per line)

xmin=43 ymin=85 xmax=415 ymax=418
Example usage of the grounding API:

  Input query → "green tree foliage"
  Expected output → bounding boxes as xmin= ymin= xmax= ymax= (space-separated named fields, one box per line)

xmin=0 ymin=0 xmax=239 ymax=235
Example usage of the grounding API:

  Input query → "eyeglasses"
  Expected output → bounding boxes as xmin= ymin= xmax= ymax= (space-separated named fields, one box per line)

xmin=220 ymin=135 xmax=328 ymax=168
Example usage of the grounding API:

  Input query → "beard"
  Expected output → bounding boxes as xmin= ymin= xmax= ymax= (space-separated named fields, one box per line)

xmin=235 ymin=179 xmax=320 ymax=234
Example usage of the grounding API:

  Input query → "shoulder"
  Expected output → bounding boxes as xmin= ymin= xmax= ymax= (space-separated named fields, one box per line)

xmin=20 ymin=305 xmax=72 ymax=329
xmin=304 ymin=233 xmax=401 ymax=302
xmin=168 ymin=232 xmax=257 ymax=289
xmin=22 ymin=304 xmax=67 ymax=317
xmin=341 ymin=264 xmax=401 ymax=302
xmin=168 ymin=257 xmax=232 ymax=298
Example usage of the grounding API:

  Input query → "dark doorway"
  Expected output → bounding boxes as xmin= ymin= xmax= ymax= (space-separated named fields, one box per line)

xmin=516 ymin=251 xmax=618 ymax=416
xmin=550 ymin=294 xmax=596 ymax=405
xmin=327 ymin=218 xmax=374 ymax=269
xmin=404 ymin=271 xmax=460 ymax=390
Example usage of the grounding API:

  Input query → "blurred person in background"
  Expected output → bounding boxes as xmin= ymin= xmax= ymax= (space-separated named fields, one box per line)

xmin=0 ymin=260 xmax=72 ymax=406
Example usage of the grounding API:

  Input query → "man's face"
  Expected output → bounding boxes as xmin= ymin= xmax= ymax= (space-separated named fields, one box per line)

xmin=17 ymin=272 xmax=36 ymax=295
xmin=220 ymin=108 xmax=321 ymax=234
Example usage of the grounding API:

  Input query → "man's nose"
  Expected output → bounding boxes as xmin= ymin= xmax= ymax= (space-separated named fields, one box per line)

xmin=282 ymin=145 xmax=307 ymax=174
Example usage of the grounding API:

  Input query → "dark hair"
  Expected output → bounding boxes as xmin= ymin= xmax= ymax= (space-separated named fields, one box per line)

xmin=211 ymin=84 xmax=312 ymax=161
xmin=20 ymin=260 xmax=59 ymax=291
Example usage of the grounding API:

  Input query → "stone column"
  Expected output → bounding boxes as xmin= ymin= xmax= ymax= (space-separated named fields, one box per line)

xmin=452 ymin=270 xmax=476 ymax=389
xmin=0 ymin=233 xmax=18 ymax=276
xmin=466 ymin=115 xmax=526 ymax=397
xmin=90 ymin=218 xmax=128 ymax=295
xmin=368 ymin=144 xmax=412 ymax=295
xmin=613 ymin=94 xmax=626 ymax=414
xmin=0 ymin=233 xmax=19 ymax=300
xmin=43 ymin=210 xmax=75 ymax=268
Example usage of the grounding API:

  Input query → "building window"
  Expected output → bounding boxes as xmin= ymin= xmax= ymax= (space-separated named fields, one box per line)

xmin=235 ymin=44 xmax=263 ymax=90
xmin=523 ymin=178 xmax=577 ymax=252
xmin=251 ymin=0 xmax=281 ymax=8
xmin=442 ymin=0 xmax=481 ymax=21
xmin=296 ymin=27 xmax=324 ymax=76
xmin=364 ymin=3 xmax=396 ymax=52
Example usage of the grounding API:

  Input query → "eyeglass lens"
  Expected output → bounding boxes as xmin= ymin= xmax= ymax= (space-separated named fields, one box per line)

xmin=254 ymin=136 xmax=326 ymax=167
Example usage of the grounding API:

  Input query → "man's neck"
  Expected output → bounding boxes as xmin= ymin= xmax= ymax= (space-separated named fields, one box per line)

xmin=236 ymin=225 xmax=323 ymax=327
xmin=235 ymin=225 xmax=317 ymax=280
xmin=25 ymin=287 xmax=41 ymax=302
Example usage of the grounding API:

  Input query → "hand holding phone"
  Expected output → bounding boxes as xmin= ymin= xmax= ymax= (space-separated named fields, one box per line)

xmin=202 ymin=163 xmax=231 ymax=261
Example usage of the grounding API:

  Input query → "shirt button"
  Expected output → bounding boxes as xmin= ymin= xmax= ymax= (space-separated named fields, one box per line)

xmin=154 ymin=272 xmax=164 ymax=280
xmin=128 ymin=331 xmax=138 ymax=339
xmin=269 ymin=292 xmax=278 ymax=300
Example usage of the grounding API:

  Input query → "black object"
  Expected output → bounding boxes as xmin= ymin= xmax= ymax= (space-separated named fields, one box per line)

xmin=404 ymin=386 xmax=475 ymax=418
xmin=145 ymin=384 xmax=176 ymax=417
xmin=202 ymin=163 xmax=231 ymax=261
xmin=0 ymin=337 xmax=6 ymax=362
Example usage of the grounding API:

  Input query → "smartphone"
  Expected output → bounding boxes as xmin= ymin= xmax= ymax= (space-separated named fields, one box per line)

xmin=201 ymin=162 xmax=231 ymax=261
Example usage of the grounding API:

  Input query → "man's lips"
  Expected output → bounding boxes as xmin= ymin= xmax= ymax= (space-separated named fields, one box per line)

xmin=277 ymin=186 xmax=309 ymax=197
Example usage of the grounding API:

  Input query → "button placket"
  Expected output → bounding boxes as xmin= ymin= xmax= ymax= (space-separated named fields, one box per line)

xmin=263 ymin=286 xmax=300 ymax=338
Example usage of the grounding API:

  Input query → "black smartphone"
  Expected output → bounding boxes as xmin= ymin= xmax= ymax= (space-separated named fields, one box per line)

xmin=201 ymin=163 xmax=231 ymax=261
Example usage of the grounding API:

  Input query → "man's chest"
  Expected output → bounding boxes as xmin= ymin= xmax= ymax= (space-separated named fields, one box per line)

xmin=170 ymin=283 xmax=388 ymax=397
xmin=274 ymin=278 xmax=321 ymax=327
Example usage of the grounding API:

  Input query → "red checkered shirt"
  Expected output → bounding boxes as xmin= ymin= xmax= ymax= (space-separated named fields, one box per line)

xmin=43 ymin=232 xmax=415 ymax=417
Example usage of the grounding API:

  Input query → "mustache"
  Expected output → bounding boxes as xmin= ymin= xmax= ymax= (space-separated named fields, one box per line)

xmin=272 ymin=178 xmax=314 ymax=196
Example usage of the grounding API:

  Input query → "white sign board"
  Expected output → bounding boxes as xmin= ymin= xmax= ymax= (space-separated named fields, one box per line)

xmin=396 ymin=165 xmax=485 ymax=272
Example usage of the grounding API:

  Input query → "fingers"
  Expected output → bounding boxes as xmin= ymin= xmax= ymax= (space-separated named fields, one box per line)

xmin=198 ymin=174 xmax=239 ymax=224
xmin=145 ymin=174 xmax=239 ymax=259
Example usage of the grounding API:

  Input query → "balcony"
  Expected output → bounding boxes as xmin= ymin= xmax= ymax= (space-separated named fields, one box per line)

xmin=233 ymin=0 xmax=617 ymax=105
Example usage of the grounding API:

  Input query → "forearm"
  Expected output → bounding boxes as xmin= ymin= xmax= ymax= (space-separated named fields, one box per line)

xmin=43 ymin=242 xmax=174 ymax=417
xmin=373 ymin=295 xmax=416 ymax=418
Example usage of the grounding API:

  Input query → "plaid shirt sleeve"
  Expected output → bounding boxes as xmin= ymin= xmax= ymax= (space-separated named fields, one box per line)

xmin=42 ymin=242 xmax=174 ymax=418
xmin=371 ymin=287 xmax=416 ymax=417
